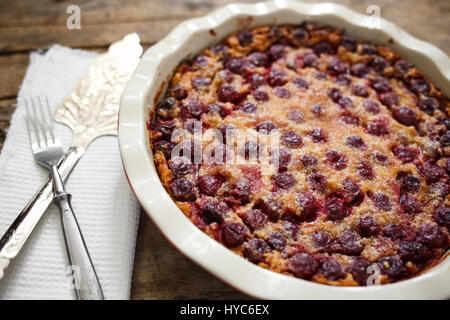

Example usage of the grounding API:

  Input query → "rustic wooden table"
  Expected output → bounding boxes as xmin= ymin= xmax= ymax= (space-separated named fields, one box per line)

xmin=0 ymin=0 xmax=448 ymax=299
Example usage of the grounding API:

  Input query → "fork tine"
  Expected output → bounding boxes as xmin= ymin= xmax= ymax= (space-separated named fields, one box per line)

xmin=30 ymin=97 xmax=46 ymax=148
xmin=25 ymin=99 xmax=40 ymax=151
xmin=43 ymin=95 xmax=58 ymax=144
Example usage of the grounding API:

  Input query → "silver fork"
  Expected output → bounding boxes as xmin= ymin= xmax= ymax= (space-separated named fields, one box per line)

xmin=25 ymin=96 xmax=104 ymax=300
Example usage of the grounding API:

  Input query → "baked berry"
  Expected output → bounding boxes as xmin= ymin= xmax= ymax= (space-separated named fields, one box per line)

xmin=399 ymin=193 xmax=421 ymax=215
xmin=242 ymin=209 xmax=268 ymax=231
xmin=155 ymin=119 xmax=176 ymax=140
xmin=314 ymin=71 xmax=327 ymax=80
xmin=357 ymin=215 xmax=381 ymax=237
xmin=418 ymin=161 xmax=446 ymax=183
xmin=350 ymin=257 xmax=371 ymax=285
xmin=217 ymin=84 xmax=243 ymax=103
xmin=371 ymin=57 xmax=389 ymax=72
xmin=342 ymin=178 xmax=365 ymax=206
xmin=328 ymin=87 xmax=341 ymax=103
xmin=256 ymin=121 xmax=277 ymax=133
xmin=281 ymin=131 xmax=302 ymax=148
xmin=365 ymin=118 xmax=390 ymax=136
xmin=345 ymin=135 xmax=365 ymax=149
xmin=397 ymin=173 xmax=421 ymax=193
xmin=191 ymin=76 xmax=211 ymax=89
xmin=172 ymin=85 xmax=187 ymax=100
xmin=362 ymin=100 xmax=380 ymax=114
xmin=272 ymin=149 xmax=291 ymax=171
xmin=313 ymin=41 xmax=335 ymax=55
xmin=198 ymin=174 xmax=224 ymax=196
xmin=377 ymin=256 xmax=406 ymax=280
xmin=252 ymin=89 xmax=269 ymax=101
xmin=352 ymin=84 xmax=369 ymax=97
xmin=225 ymin=58 xmax=246 ymax=74
xmin=336 ymin=74 xmax=351 ymax=85
xmin=193 ymin=55 xmax=207 ymax=67
xmin=266 ymin=231 xmax=287 ymax=251
xmin=169 ymin=156 xmax=194 ymax=177
xmin=360 ymin=44 xmax=377 ymax=55
xmin=340 ymin=35 xmax=356 ymax=51
xmin=231 ymin=179 xmax=251 ymax=204
xmin=391 ymin=145 xmax=418 ymax=163
xmin=289 ymin=252 xmax=319 ymax=279
xmin=154 ymin=140 xmax=174 ymax=159
xmin=288 ymin=109 xmax=304 ymax=123
xmin=293 ymin=77 xmax=309 ymax=89
xmin=302 ymin=53 xmax=317 ymax=66
xmin=269 ymin=69 xmax=288 ymax=86
xmin=269 ymin=44 xmax=286 ymax=60
xmin=296 ymin=191 xmax=319 ymax=221
xmin=200 ymin=200 xmax=228 ymax=224
xmin=416 ymin=224 xmax=447 ymax=248
xmin=171 ymin=178 xmax=197 ymax=201
xmin=320 ymin=259 xmax=344 ymax=280
xmin=399 ymin=241 xmax=431 ymax=265
xmin=338 ymin=96 xmax=353 ymax=109
xmin=358 ymin=160 xmax=374 ymax=180
xmin=371 ymin=192 xmax=391 ymax=211
xmin=325 ymin=198 xmax=348 ymax=221
xmin=248 ymin=73 xmax=267 ymax=88
xmin=238 ymin=31 xmax=253 ymax=45
xmin=222 ymin=222 xmax=247 ymax=247
xmin=410 ymin=78 xmax=430 ymax=95
xmin=273 ymin=86 xmax=291 ymax=99
xmin=340 ymin=111 xmax=360 ymax=125
xmin=273 ymin=172 xmax=296 ymax=190
xmin=327 ymin=58 xmax=346 ymax=75
xmin=418 ymin=97 xmax=439 ymax=114
xmin=383 ymin=224 xmax=407 ymax=240
xmin=307 ymin=172 xmax=327 ymax=191
xmin=254 ymin=197 xmax=283 ymax=222
xmin=300 ymin=154 xmax=318 ymax=168
xmin=379 ymin=91 xmax=399 ymax=107
xmin=434 ymin=206 xmax=450 ymax=229
xmin=351 ymin=63 xmax=369 ymax=77
xmin=239 ymin=101 xmax=257 ymax=114
xmin=394 ymin=59 xmax=413 ymax=77
xmin=336 ymin=230 xmax=363 ymax=255
xmin=371 ymin=77 xmax=390 ymax=93
xmin=309 ymin=128 xmax=327 ymax=143
xmin=313 ymin=231 xmax=333 ymax=251
xmin=243 ymin=238 xmax=270 ymax=263
xmin=392 ymin=106 xmax=418 ymax=126
xmin=325 ymin=150 xmax=347 ymax=170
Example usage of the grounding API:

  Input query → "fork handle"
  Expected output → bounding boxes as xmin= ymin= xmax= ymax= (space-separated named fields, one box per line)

xmin=51 ymin=166 xmax=104 ymax=300
xmin=0 ymin=147 xmax=84 ymax=280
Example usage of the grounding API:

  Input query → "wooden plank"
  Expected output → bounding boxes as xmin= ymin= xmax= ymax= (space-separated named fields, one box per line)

xmin=0 ymin=0 xmax=251 ymax=27
xmin=0 ymin=98 xmax=16 ymax=150
xmin=0 ymin=19 xmax=183 ymax=53
xmin=1 ymin=0 xmax=449 ymax=55
xmin=131 ymin=212 xmax=250 ymax=299
xmin=0 ymin=54 xmax=29 ymax=99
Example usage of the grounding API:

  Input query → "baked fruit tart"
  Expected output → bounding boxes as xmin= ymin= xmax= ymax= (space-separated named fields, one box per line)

xmin=148 ymin=23 xmax=449 ymax=286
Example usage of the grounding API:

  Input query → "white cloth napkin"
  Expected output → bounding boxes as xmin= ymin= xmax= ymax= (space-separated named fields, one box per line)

xmin=0 ymin=45 xmax=140 ymax=299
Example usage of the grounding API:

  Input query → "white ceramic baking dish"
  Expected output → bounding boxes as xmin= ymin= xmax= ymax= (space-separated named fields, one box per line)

xmin=118 ymin=0 xmax=450 ymax=299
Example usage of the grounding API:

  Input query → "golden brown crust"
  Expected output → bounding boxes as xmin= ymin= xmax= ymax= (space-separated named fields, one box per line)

xmin=149 ymin=23 xmax=449 ymax=286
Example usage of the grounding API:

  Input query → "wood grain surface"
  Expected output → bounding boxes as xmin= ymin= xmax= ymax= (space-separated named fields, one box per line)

xmin=0 ymin=0 xmax=448 ymax=299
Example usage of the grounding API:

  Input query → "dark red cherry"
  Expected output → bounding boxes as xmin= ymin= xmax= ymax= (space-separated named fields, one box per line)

xmin=222 ymin=222 xmax=247 ymax=247
xmin=170 ymin=178 xmax=197 ymax=202
xmin=243 ymin=239 xmax=270 ymax=263
xmin=289 ymin=252 xmax=319 ymax=279
xmin=241 ymin=209 xmax=268 ymax=232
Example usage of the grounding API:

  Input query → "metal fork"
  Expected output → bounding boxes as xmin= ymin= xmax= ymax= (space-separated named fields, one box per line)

xmin=25 ymin=96 xmax=104 ymax=300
